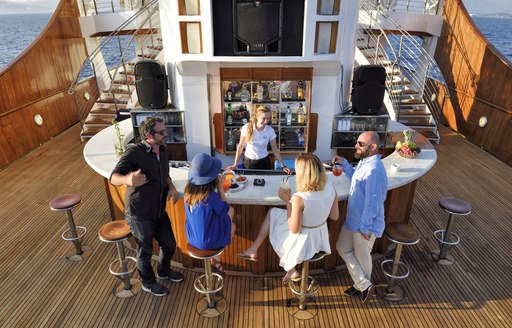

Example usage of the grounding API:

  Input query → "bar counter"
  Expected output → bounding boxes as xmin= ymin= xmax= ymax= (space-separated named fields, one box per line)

xmin=84 ymin=119 xmax=436 ymax=274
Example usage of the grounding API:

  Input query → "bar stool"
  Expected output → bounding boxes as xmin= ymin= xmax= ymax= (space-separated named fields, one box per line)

xmin=376 ymin=223 xmax=420 ymax=302
xmin=98 ymin=220 xmax=141 ymax=298
xmin=50 ymin=194 xmax=92 ymax=261
xmin=187 ymin=244 xmax=226 ymax=318
xmin=286 ymin=251 xmax=327 ymax=320
xmin=431 ymin=197 xmax=471 ymax=265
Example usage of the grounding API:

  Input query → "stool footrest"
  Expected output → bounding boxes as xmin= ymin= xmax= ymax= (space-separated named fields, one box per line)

xmin=433 ymin=230 xmax=460 ymax=246
xmin=288 ymin=276 xmax=319 ymax=297
xmin=109 ymin=256 xmax=137 ymax=277
xmin=62 ymin=226 xmax=87 ymax=241
xmin=381 ymin=259 xmax=410 ymax=280
xmin=194 ymin=273 xmax=224 ymax=295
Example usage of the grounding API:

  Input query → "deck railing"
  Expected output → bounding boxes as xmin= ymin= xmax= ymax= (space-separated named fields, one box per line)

xmin=362 ymin=0 xmax=441 ymax=15
xmin=359 ymin=1 xmax=449 ymax=140
xmin=68 ymin=0 xmax=160 ymax=131
xmin=80 ymin=0 xmax=145 ymax=16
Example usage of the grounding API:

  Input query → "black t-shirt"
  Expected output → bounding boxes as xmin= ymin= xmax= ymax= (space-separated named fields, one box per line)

xmin=110 ymin=141 xmax=169 ymax=221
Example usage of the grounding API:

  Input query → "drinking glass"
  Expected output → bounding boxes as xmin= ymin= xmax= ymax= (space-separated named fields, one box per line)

xmin=332 ymin=164 xmax=343 ymax=184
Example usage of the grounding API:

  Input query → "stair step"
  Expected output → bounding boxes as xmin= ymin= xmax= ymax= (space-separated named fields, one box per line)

xmin=104 ymin=88 xmax=132 ymax=95
xmin=400 ymin=99 xmax=425 ymax=105
xmin=400 ymin=122 xmax=436 ymax=128
xmin=97 ymin=98 xmax=129 ymax=105
xmin=84 ymin=116 xmax=114 ymax=125
xmin=90 ymin=106 xmax=117 ymax=115
xmin=120 ymin=69 xmax=134 ymax=75
xmin=137 ymin=53 xmax=158 ymax=59
xmin=147 ymin=45 xmax=163 ymax=51
xmin=398 ymin=109 xmax=431 ymax=115
xmin=81 ymin=126 xmax=106 ymax=137
xmin=113 ymin=79 xmax=136 ymax=85
xmin=390 ymin=88 xmax=418 ymax=95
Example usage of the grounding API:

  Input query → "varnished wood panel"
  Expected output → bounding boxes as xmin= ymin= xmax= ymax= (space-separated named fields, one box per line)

xmin=0 ymin=0 xmax=88 ymax=168
xmin=435 ymin=0 xmax=512 ymax=165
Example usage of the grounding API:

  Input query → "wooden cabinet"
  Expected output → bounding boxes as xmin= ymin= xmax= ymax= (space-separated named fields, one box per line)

xmin=215 ymin=67 xmax=316 ymax=154
xmin=331 ymin=113 xmax=389 ymax=149
xmin=130 ymin=108 xmax=187 ymax=160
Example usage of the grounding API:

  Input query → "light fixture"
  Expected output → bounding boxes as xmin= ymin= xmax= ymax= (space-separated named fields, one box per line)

xmin=478 ymin=116 xmax=488 ymax=128
xmin=84 ymin=91 xmax=90 ymax=101
xmin=34 ymin=114 xmax=43 ymax=126
xmin=254 ymin=0 xmax=262 ymax=8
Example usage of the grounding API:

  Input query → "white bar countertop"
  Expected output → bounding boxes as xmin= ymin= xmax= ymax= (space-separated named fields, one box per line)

xmin=84 ymin=119 xmax=436 ymax=206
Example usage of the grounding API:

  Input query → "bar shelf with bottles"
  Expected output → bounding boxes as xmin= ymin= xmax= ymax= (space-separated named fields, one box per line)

xmin=217 ymin=70 xmax=316 ymax=154
xmin=331 ymin=112 xmax=389 ymax=149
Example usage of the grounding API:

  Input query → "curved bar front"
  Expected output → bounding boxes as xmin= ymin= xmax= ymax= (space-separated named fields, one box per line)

xmin=84 ymin=119 xmax=436 ymax=274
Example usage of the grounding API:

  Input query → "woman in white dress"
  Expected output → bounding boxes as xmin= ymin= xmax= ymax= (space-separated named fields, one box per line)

xmin=237 ymin=153 xmax=339 ymax=283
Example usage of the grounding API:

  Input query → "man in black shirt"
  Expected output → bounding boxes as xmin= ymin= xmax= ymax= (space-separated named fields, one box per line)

xmin=110 ymin=116 xmax=183 ymax=296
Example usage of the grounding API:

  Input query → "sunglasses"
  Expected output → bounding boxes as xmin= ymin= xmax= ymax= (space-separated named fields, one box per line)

xmin=356 ymin=140 xmax=367 ymax=147
xmin=154 ymin=129 xmax=167 ymax=136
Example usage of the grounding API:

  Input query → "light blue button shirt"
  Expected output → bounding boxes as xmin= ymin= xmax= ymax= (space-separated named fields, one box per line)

xmin=340 ymin=154 xmax=388 ymax=237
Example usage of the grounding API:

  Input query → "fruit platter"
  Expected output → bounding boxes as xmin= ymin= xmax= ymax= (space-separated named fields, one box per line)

xmin=395 ymin=130 xmax=420 ymax=159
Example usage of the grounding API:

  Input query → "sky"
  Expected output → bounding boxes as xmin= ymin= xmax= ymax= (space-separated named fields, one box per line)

xmin=0 ymin=0 xmax=511 ymax=15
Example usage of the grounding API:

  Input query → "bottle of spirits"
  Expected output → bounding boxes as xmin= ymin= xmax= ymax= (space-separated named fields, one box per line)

xmin=297 ymin=103 xmax=305 ymax=124
xmin=297 ymin=81 xmax=304 ymax=100
xmin=257 ymin=81 xmax=264 ymax=102
xmin=271 ymin=105 xmax=278 ymax=125
xmin=280 ymin=132 xmax=287 ymax=148
xmin=226 ymin=84 xmax=233 ymax=101
xmin=226 ymin=103 xmax=233 ymax=125
xmin=238 ymin=84 xmax=250 ymax=102
xmin=286 ymin=106 xmax=292 ymax=125
xmin=283 ymin=86 xmax=293 ymax=99
xmin=269 ymin=82 xmax=279 ymax=101
xmin=297 ymin=129 xmax=305 ymax=147
xmin=226 ymin=130 xmax=235 ymax=151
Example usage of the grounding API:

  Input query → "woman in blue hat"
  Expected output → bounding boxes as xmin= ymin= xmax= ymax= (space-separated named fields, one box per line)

xmin=184 ymin=153 xmax=235 ymax=272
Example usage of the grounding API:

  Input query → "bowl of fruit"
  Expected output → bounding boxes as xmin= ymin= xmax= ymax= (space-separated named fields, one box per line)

xmin=396 ymin=130 xmax=420 ymax=159
xmin=235 ymin=175 xmax=247 ymax=185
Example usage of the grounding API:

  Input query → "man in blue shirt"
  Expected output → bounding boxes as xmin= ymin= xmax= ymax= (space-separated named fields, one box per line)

xmin=332 ymin=131 xmax=387 ymax=304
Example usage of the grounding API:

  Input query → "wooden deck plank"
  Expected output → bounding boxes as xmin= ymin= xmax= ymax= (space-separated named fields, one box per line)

xmin=0 ymin=124 xmax=511 ymax=327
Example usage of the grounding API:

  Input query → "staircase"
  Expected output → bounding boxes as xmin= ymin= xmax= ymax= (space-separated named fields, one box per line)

xmin=357 ymin=1 xmax=449 ymax=144
xmin=69 ymin=0 xmax=162 ymax=140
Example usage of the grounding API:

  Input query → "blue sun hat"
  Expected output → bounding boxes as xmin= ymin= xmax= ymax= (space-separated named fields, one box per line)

xmin=189 ymin=153 xmax=222 ymax=185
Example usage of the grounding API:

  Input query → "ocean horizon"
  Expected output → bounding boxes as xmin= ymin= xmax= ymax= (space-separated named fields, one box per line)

xmin=0 ymin=13 xmax=511 ymax=70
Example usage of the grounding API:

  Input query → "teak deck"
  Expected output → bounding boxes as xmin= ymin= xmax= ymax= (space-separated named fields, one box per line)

xmin=0 ymin=124 xmax=511 ymax=327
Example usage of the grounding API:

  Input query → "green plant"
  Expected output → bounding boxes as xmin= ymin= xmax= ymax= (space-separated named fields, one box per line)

xmin=111 ymin=118 xmax=125 ymax=156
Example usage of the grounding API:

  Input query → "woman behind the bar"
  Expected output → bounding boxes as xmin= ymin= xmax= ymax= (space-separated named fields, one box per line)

xmin=237 ymin=153 xmax=339 ymax=283
xmin=226 ymin=105 xmax=292 ymax=174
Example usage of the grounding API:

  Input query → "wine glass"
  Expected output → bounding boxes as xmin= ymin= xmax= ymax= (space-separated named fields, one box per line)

xmin=332 ymin=164 xmax=343 ymax=184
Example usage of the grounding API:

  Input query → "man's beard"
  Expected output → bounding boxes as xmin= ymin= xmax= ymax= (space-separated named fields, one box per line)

xmin=354 ymin=148 xmax=369 ymax=159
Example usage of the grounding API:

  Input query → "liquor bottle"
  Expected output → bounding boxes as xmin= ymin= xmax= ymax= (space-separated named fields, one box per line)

xmin=297 ymin=129 xmax=305 ymax=147
xmin=280 ymin=132 xmax=287 ymax=147
xmin=286 ymin=106 xmax=292 ymax=125
xmin=297 ymin=81 xmax=304 ymax=100
xmin=239 ymin=84 xmax=250 ymax=102
xmin=226 ymin=103 xmax=233 ymax=125
xmin=226 ymin=84 xmax=233 ymax=101
xmin=269 ymin=82 xmax=279 ymax=101
xmin=257 ymin=81 xmax=264 ymax=102
xmin=226 ymin=130 xmax=235 ymax=151
xmin=271 ymin=105 xmax=278 ymax=125
xmin=297 ymin=103 xmax=305 ymax=124
xmin=283 ymin=86 xmax=293 ymax=99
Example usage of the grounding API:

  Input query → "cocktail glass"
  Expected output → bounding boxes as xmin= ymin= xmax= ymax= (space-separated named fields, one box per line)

xmin=332 ymin=164 xmax=343 ymax=184
xmin=280 ymin=177 xmax=291 ymax=192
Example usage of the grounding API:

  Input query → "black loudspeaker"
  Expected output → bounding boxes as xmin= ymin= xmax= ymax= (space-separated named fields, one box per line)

xmin=134 ymin=59 xmax=168 ymax=109
xmin=234 ymin=0 xmax=282 ymax=55
xmin=212 ymin=0 xmax=303 ymax=56
xmin=351 ymin=65 xmax=386 ymax=114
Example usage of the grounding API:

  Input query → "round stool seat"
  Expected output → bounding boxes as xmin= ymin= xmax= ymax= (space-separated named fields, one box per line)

xmin=187 ymin=244 xmax=224 ymax=260
xmin=99 ymin=220 xmax=131 ymax=242
xmin=439 ymin=197 xmax=471 ymax=215
xmin=306 ymin=251 xmax=328 ymax=263
xmin=385 ymin=223 xmax=420 ymax=245
xmin=50 ymin=194 xmax=81 ymax=211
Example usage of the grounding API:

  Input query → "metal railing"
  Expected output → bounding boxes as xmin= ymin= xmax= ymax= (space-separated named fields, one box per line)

xmin=80 ymin=0 xmax=146 ymax=16
xmin=358 ymin=1 xmax=449 ymax=136
xmin=69 ymin=0 xmax=160 ymax=131
xmin=363 ymin=0 xmax=441 ymax=15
